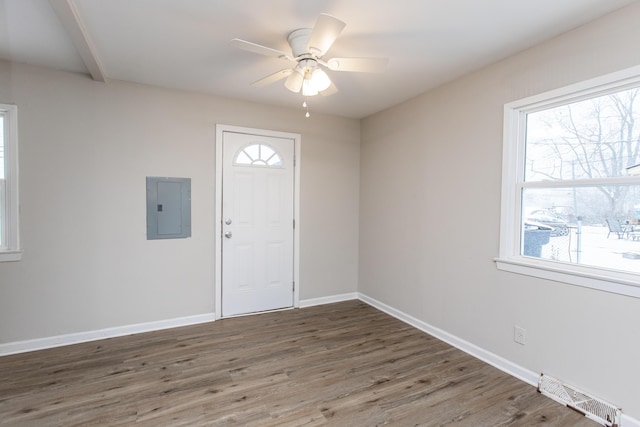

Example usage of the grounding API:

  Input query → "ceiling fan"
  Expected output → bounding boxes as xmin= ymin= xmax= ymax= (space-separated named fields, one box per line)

xmin=230 ymin=13 xmax=388 ymax=99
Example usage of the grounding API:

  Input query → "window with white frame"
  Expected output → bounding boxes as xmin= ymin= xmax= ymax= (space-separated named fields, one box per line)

xmin=233 ymin=143 xmax=283 ymax=167
xmin=497 ymin=67 xmax=640 ymax=298
xmin=0 ymin=103 xmax=20 ymax=262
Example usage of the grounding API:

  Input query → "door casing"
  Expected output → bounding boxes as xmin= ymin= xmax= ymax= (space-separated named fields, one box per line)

xmin=215 ymin=124 xmax=301 ymax=319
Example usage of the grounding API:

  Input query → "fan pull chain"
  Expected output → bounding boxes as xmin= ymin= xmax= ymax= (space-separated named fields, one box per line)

xmin=303 ymin=98 xmax=310 ymax=118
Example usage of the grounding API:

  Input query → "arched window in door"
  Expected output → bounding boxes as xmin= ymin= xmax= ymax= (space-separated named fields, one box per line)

xmin=233 ymin=143 xmax=283 ymax=167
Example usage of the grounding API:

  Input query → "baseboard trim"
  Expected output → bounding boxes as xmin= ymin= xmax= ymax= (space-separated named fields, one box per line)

xmin=358 ymin=293 xmax=640 ymax=426
xmin=357 ymin=293 xmax=539 ymax=387
xmin=299 ymin=292 xmax=358 ymax=308
xmin=1 ymin=292 xmax=360 ymax=356
xmin=1 ymin=294 xmax=638 ymax=426
xmin=0 ymin=312 xmax=216 ymax=357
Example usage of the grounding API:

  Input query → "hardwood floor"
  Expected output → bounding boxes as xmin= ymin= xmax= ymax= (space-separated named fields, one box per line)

xmin=0 ymin=301 xmax=596 ymax=426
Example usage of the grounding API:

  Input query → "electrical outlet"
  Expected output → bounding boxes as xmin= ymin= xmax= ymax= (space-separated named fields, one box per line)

xmin=514 ymin=326 xmax=526 ymax=345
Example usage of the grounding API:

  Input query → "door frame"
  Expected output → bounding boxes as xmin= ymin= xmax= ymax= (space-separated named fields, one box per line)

xmin=214 ymin=124 xmax=301 ymax=320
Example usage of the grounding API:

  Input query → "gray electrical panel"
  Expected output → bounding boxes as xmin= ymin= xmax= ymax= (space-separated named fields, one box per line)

xmin=146 ymin=177 xmax=191 ymax=240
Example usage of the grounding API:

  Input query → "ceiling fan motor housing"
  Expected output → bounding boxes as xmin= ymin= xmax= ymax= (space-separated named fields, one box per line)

xmin=287 ymin=28 xmax=313 ymax=57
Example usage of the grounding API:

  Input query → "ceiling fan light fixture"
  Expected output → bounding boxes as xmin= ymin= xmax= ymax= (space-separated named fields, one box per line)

xmin=302 ymin=78 xmax=319 ymax=97
xmin=284 ymin=68 xmax=304 ymax=93
xmin=311 ymin=68 xmax=331 ymax=92
xmin=230 ymin=13 xmax=387 ymax=117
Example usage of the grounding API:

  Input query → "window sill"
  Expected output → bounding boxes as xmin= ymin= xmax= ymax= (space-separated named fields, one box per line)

xmin=494 ymin=257 xmax=640 ymax=299
xmin=0 ymin=250 xmax=23 ymax=262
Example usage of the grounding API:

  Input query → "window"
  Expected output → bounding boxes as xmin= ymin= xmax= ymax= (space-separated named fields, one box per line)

xmin=233 ymin=143 xmax=283 ymax=167
xmin=497 ymin=66 xmax=640 ymax=298
xmin=0 ymin=103 xmax=20 ymax=262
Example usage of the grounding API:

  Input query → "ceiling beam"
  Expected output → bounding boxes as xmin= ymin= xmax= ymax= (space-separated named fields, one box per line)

xmin=48 ymin=0 xmax=106 ymax=82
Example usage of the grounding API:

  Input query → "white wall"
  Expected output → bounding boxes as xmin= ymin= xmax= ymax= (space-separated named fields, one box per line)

xmin=0 ymin=61 xmax=360 ymax=343
xmin=359 ymin=3 xmax=640 ymax=420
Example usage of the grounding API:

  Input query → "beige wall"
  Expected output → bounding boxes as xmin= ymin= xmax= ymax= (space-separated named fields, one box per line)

xmin=0 ymin=61 xmax=360 ymax=342
xmin=3 ymin=1 xmax=640 ymax=421
xmin=360 ymin=3 xmax=640 ymax=419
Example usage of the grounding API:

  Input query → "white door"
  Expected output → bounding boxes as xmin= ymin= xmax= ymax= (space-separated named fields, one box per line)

xmin=221 ymin=131 xmax=295 ymax=317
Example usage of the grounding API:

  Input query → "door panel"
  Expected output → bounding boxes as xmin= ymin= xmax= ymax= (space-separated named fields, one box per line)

xmin=221 ymin=131 xmax=294 ymax=317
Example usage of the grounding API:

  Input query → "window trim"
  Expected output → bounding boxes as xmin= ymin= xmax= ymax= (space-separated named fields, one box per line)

xmin=0 ymin=103 xmax=21 ymax=262
xmin=496 ymin=65 xmax=640 ymax=299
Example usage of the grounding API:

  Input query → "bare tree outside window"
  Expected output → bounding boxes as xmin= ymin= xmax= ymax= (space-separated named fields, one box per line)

xmin=516 ymin=85 xmax=640 ymax=274
xmin=499 ymin=70 xmax=640 ymax=295
xmin=525 ymin=88 xmax=640 ymax=222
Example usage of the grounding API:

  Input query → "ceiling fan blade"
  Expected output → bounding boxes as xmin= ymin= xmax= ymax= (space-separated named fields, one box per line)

xmin=320 ymin=82 xmax=338 ymax=96
xmin=324 ymin=57 xmax=388 ymax=73
xmin=230 ymin=38 xmax=292 ymax=60
xmin=251 ymin=69 xmax=294 ymax=87
xmin=306 ymin=13 xmax=346 ymax=56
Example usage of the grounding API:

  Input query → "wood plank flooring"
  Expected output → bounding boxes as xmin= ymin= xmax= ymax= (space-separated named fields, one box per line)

xmin=0 ymin=301 xmax=596 ymax=426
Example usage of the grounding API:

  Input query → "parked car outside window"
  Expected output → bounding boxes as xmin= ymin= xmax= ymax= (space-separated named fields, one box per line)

xmin=525 ymin=209 xmax=569 ymax=236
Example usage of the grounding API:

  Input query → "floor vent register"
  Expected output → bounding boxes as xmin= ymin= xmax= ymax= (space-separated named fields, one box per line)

xmin=537 ymin=374 xmax=621 ymax=427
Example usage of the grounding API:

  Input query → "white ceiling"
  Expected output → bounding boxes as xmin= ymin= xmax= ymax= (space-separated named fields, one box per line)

xmin=0 ymin=0 xmax=636 ymax=118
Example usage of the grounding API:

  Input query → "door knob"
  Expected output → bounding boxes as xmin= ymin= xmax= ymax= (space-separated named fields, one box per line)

xmin=224 ymin=231 xmax=232 ymax=238
xmin=225 ymin=218 xmax=232 ymax=225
